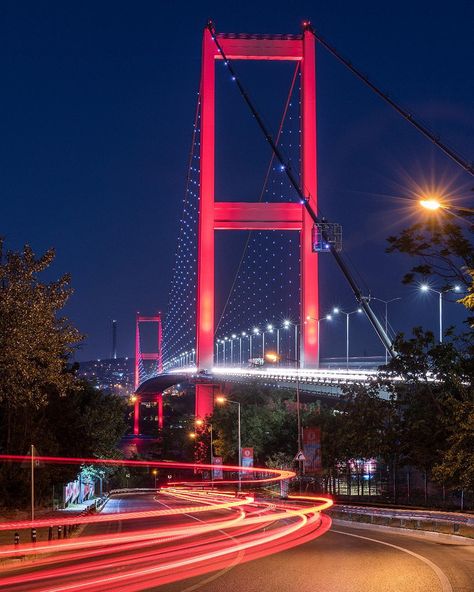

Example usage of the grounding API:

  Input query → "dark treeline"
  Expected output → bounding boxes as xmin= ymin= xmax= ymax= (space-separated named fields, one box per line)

xmin=209 ymin=328 xmax=473 ymax=504
xmin=0 ymin=240 xmax=127 ymax=507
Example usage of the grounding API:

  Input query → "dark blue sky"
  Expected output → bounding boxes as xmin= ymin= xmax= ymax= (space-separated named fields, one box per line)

xmin=1 ymin=1 xmax=472 ymax=361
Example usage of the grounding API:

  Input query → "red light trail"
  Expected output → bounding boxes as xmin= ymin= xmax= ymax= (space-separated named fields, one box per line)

xmin=0 ymin=455 xmax=332 ymax=591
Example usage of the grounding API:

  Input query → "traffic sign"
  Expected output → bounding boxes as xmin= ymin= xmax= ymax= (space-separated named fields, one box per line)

xmin=294 ymin=451 xmax=306 ymax=461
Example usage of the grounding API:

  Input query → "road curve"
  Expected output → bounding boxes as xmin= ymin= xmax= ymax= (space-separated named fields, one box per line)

xmin=156 ymin=519 xmax=474 ymax=592
xmin=1 ymin=493 xmax=472 ymax=592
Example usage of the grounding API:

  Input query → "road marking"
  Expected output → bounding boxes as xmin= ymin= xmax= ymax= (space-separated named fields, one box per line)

xmin=153 ymin=493 xmax=250 ymax=591
xmin=332 ymin=529 xmax=453 ymax=592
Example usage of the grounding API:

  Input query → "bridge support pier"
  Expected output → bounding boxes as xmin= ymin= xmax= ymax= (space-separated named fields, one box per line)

xmin=157 ymin=392 xmax=163 ymax=430
xmin=195 ymin=384 xmax=215 ymax=420
xmin=133 ymin=397 xmax=140 ymax=436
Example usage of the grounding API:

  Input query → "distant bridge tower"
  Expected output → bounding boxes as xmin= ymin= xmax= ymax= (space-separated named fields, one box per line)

xmin=196 ymin=24 xmax=319 ymax=418
xmin=112 ymin=319 xmax=117 ymax=359
xmin=133 ymin=312 xmax=163 ymax=436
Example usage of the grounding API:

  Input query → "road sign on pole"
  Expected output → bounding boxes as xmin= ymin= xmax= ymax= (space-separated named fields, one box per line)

xmin=294 ymin=450 xmax=306 ymax=462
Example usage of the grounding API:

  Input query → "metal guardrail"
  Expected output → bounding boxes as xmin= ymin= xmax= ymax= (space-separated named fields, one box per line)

xmin=336 ymin=504 xmax=474 ymax=525
xmin=330 ymin=504 xmax=474 ymax=538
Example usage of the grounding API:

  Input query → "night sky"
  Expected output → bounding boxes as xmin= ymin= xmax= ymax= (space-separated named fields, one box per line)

xmin=1 ymin=1 xmax=472 ymax=362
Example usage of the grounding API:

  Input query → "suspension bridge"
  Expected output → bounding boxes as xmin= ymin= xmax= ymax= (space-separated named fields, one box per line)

xmin=130 ymin=21 xmax=472 ymax=435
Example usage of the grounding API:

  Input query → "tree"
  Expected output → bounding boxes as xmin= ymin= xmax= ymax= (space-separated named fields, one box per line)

xmin=0 ymin=240 xmax=83 ymax=452
xmin=432 ymin=400 xmax=474 ymax=491
xmin=211 ymin=386 xmax=299 ymax=465
xmin=382 ymin=328 xmax=474 ymax=494
xmin=0 ymin=241 xmax=128 ymax=507
xmin=386 ymin=214 xmax=473 ymax=297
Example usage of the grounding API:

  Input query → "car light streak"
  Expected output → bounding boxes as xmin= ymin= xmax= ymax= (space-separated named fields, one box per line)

xmin=0 ymin=456 xmax=332 ymax=591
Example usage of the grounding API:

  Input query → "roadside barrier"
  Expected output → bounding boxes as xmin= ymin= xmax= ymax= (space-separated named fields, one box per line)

xmin=329 ymin=505 xmax=474 ymax=538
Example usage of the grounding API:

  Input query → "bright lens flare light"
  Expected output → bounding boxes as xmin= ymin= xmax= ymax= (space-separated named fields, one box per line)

xmin=419 ymin=198 xmax=442 ymax=211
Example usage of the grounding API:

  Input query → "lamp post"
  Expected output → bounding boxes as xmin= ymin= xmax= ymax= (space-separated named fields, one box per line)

xmin=305 ymin=314 xmax=332 ymax=367
xmin=333 ymin=307 xmax=363 ymax=369
xmin=282 ymin=320 xmax=298 ymax=365
xmin=231 ymin=335 xmax=237 ymax=366
xmin=420 ymin=284 xmax=461 ymax=342
xmin=366 ymin=296 xmax=401 ymax=363
xmin=419 ymin=198 xmax=474 ymax=215
xmin=263 ymin=324 xmax=274 ymax=359
xmin=251 ymin=327 xmax=259 ymax=362
xmin=265 ymin=352 xmax=302 ymax=486
xmin=240 ymin=332 xmax=246 ymax=366
xmin=216 ymin=396 xmax=241 ymax=491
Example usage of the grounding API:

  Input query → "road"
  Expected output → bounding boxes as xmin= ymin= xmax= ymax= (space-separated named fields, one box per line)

xmin=0 ymin=492 xmax=472 ymax=592
xmin=157 ymin=521 xmax=474 ymax=592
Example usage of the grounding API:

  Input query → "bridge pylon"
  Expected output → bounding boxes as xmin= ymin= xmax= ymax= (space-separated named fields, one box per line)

xmin=196 ymin=25 xmax=319 ymax=418
xmin=134 ymin=312 xmax=163 ymax=435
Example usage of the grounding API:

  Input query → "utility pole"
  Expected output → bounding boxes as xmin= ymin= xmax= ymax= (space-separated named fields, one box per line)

xmin=31 ymin=444 xmax=35 ymax=522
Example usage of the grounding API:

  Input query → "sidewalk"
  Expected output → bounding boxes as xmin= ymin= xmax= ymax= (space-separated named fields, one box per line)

xmin=0 ymin=497 xmax=106 ymax=548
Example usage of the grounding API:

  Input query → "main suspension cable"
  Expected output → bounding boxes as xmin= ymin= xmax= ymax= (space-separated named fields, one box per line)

xmin=207 ymin=22 xmax=396 ymax=358
xmin=309 ymin=25 xmax=474 ymax=177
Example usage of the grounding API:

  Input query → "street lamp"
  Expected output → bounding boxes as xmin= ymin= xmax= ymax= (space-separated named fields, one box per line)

xmin=216 ymin=395 xmax=241 ymax=491
xmin=332 ymin=307 xmax=363 ymax=369
xmin=365 ymin=296 xmax=401 ymax=364
xmin=419 ymin=197 xmax=474 ymax=215
xmin=263 ymin=324 xmax=274 ymax=359
xmin=282 ymin=319 xmax=298 ymax=364
xmin=250 ymin=327 xmax=259 ymax=361
xmin=239 ymin=332 xmax=246 ymax=366
xmin=420 ymin=284 xmax=461 ymax=342
xmin=231 ymin=334 xmax=237 ymax=365
xmin=306 ymin=314 xmax=332 ymax=366
xmin=152 ymin=469 xmax=158 ymax=489
xmin=223 ymin=337 xmax=228 ymax=364
xmin=265 ymin=352 xmax=302 ymax=479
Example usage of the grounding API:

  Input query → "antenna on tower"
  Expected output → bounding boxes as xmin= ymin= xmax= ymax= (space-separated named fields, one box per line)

xmin=112 ymin=320 xmax=117 ymax=359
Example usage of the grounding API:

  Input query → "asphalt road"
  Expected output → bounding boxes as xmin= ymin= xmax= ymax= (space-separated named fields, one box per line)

xmin=106 ymin=494 xmax=474 ymax=592
xmin=156 ymin=520 xmax=474 ymax=592
xmin=1 ymin=493 xmax=473 ymax=592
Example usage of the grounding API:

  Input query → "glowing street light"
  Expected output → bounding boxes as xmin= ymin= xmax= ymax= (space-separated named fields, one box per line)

xmin=249 ymin=327 xmax=260 ymax=361
xmin=419 ymin=284 xmax=462 ymax=342
xmin=332 ymin=307 xmax=363 ymax=369
xmin=305 ymin=314 xmax=332 ymax=367
xmin=419 ymin=196 xmax=474 ymax=215
xmin=216 ymin=396 xmax=241 ymax=491
xmin=282 ymin=319 xmax=299 ymax=363
xmin=231 ymin=334 xmax=237 ymax=365
xmin=239 ymin=332 xmax=246 ymax=366
xmin=420 ymin=198 xmax=441 ymax=211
